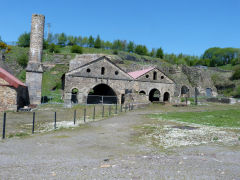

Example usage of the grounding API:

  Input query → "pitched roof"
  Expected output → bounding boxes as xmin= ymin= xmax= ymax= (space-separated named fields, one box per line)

xmin=128 ymin=67 xmax=155 ymax=79
xmin=0 ymin=67 xmax=26 ymax=88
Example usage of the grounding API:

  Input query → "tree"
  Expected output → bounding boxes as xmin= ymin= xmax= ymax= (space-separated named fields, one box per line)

xmin=134 ymin=45 xmax=148 ymax=56
xmin=156 ymin=48 xmax=164 ymax=59
xmin=0 ymin=42 xmax=11 ymax=53
xmin=48 ymin=43 xmax=60 ymax=53
xmin=81 ymin=36 xmax=88 ymax=47
xmin=88 ymin=35 xmax=94 ymax=47
xmin=57 ymin=33 xmax=67 ymax=46
xmin=127 ymin=41 xmax=134 ymax=53
xmin=104 ymin=41 xmax=112 ymax=49
xmin=94 ymin=35 xmax=101 ymax=48
xmin=67 ymin=36 xmax=77 ymax=46
xmin=231 ymin=65 xmax=240 ymax=80
xmin=17 ymin=32 xmax=30 ymax=47
xmin=150 ymin=48 xmax=156 ymax=57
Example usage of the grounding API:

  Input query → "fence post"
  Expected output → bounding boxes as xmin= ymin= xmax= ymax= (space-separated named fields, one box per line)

xmin=129 ymin=103 xmax=131 ymax=111
xmin=74 ymin=109 xmax=76 ymax=125
xmin=132 ymin=103 xmax=134 ymax=110
xmin=115 ymin=104 xmax=118 ymax=114
xmin=84 ymin=108 xmax=86 ymax=123
xmin=54 ymin=112 xmax=57 ymax=129
xmin=93 ymin=106 xmax=95 ymax=120
xmin=102 ymin=105 xmax=104 ymax=118
xmin=125 ymin=104 xmax=127 ymax=112
xmin=120 ymin=104 xmax=122 ymax=112
xmin=32 ymin=112 xmax=35 ymax=134
xmin=109 ymin=105 xmax=111 ymax=116
xmin=2 ymin=112 xmax=6 ymax=139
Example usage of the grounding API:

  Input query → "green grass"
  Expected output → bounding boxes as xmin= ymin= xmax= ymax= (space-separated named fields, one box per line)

xmin=218 ymin=64 xmax=234 ymax=71
xmin=149 ymin=109 xmax=240 ymax=127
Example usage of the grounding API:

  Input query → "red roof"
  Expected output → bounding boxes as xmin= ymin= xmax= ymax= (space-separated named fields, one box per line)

xmin=128 ymin=67 xmax=155 ymax=79
xmin=0 ymin=67 xmax=26 ymax=88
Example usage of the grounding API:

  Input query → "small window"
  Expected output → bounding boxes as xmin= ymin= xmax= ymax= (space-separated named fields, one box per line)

xmin=101 ymin=67 xmax=105 ymax=75
xmin=146 ymin=74 xmax=149 ymax=78
xmin=115 ymin=71 xmax=119 ymax=75
xmin=161 ymin=76 xmax=164 ymax=79
xmin=87 ymin=68 xmax=91 ymax=73
xmin=153 ymin=71 xmax=157 ymax=80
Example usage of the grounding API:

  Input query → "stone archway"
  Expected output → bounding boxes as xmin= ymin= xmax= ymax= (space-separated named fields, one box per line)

xmin=181 ymin=85 xmax=189 ymax=96
xmin=71 ymin=88 xmax=79 ymax=104
xmin=163 ymin=92 xmax=170 ymax=102
xmin=139 ymin=90 xmax=146 ymax=95
xmin=149 ymin=89 xmax=160 ymax=102
xmin=87 ymin=84 xmax=117 ymax=104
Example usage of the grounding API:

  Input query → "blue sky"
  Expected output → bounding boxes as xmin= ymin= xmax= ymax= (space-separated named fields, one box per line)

xmin=1 ymin=0 xmax=239 ymax=56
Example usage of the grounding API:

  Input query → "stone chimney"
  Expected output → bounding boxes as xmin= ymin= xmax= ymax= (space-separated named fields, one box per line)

xmin=26 ymin=14 xmax=45 ymax=105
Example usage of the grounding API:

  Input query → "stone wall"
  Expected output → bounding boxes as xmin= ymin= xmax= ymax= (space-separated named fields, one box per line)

xmin=0 ymin=78 xmax=17 ymax=111
xmin=26 ymin=72 xmax=42 ymax=105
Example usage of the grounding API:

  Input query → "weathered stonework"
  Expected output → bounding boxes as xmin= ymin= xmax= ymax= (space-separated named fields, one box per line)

xmin=0 ymin=78 xmax=17 ymax=111
xmin=64 ymin=55 xmax=175 ymax=105
xmin=26 ymin=14 xmax=45 ymax=105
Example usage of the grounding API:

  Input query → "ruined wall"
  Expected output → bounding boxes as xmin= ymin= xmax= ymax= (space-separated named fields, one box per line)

xmin=26 ymin=14 xmax=45 ymax=105
xmin=0 ymin=78 xmax=17 ymax=111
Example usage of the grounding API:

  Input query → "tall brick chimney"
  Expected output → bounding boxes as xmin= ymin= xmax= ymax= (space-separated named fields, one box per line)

xmin=26 ymin=14 xmax=45 ymax=105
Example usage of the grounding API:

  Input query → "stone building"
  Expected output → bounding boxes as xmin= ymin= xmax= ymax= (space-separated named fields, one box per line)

xmin=26 ymin=14 xmax=45 ymax=105
xmin=0 ymin=67 xmax=29 ymax=111
xmin=64 ymin=54 xmax=175 ymax=105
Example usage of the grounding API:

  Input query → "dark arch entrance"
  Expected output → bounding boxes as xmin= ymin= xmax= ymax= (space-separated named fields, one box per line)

xmin=149 ymin=89 xmax=160 ymax=102
xmin=163 ymin=92 xmax=170 ymax=102
xmin=181 ymin=86 xmax=189 ymax=96
xmin=87 ymin=84 xmax=117 ymax=104
xmin=139 ymin=90 xmax=146 ymax=95
xmin=71 ymin=88 xmax=79 ymax=104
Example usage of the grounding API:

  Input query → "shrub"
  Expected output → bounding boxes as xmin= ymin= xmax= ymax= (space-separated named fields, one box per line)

xmin=231 ymin=65 xmax=240 ymax=80
xmin=48 ymin=43 xmax=60 ymax=53
xmin=71 ymin=45 xmax=83 ymax=54
xmin=113 ymin=49 xmax=118 ymax=55
xmin=17 ymin=53 xmax=28 ymax=68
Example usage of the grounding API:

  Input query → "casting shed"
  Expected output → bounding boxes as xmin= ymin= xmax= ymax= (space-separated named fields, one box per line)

xmin=0 ymin=67 xmax=29 ymax=111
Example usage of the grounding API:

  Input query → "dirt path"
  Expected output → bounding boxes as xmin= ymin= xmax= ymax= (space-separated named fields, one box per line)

xmin=0 ymin=109 xmax=240 ymax=179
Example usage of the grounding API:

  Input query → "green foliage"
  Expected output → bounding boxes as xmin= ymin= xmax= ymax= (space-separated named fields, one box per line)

xmin=134 ymin=45 xmax=148 ymax=56
xmin=156 ymin=48 xmax=164 ymax=59
xmin=71 ymin=45 xmax=83 ymax=54
xmin=203 ymin=47 xmax=240 ymax=66
xmin=88 ymin=35 xmax=95 ymax=48
xmin=17 ymin=32 xmax=30 ymax=47
xmin=57 ymin=33 xmax=67 ymax=46
xmin=67 ymin=35 xmax=77 ymax=46
xmin=94 ymin=35 xmax=101 ymax=48
xmin=231 ymin=65 xmax=240 ymax=80
xmin=17 ymin=53 xmax=28 ymax=68
xmin=17 ymin=70 xmax=26 ymax=82
xmin=113 ymin=49 xmax=118 ymax=55
xmin=104 ymin=41 xmax=112 ymax=49
xmin=48 ymin=43 xmax=60 ymax=53
xmin=127 ymin=41 xmax=135 ymax=53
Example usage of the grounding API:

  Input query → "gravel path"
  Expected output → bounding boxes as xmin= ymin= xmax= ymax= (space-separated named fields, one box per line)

xmin=0 ymin=109 xmax=240 ymax=179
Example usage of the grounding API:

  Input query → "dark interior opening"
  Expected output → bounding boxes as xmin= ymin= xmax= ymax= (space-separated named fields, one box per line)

xmin=87 ymin=84 xmax=117 ymax=104
xmin=181 ymin=86 xmax=189 ymax=96
xmin=163 ymin=92 xmax=170 ymax=102
xmin=71 ymin=88 xmax=78 ymax=104
xmin=139 ymin=90 xmax=146 ymax=95
xmin=149 ymin=89 xmax=160 ymax=102
xmin=153 ymin=71 xmax=157 ymax=80
xmin=101 ymin=67 xmax=105 ymax=75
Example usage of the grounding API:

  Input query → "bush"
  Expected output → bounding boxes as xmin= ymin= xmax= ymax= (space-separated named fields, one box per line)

xmin=17 ymin=32 xmax=30 ymax=47
xmin=71 ymin=45 xmax=83 ymax=54
xmin=48 ymin=43 xmax=60 ymax=53
xmin=231 ymin=65 xmax=240 ymax=80
xmin=17 ymin=53 xmax=28 ymax=68
xmin=113 ymin=49 xmax=118 ymax=55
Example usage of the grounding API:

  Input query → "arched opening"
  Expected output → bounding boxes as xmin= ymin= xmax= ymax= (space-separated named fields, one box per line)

xmin=149 ymin=89 xmax=160 ymax=102
xmin=206 ymin=88 xmax=212 ymax=97
xmin=87 ymin=84 xmax=117 ymax=104
xmin=181 ymin=86 xmax=189 ymax=96
xmin=139 ymin=90 xmax=146 ymax=95
xmin=153 ymin=71 xmax=157 ymax=80
xmin=163 ymin=92 xmax=170 ymax=102
xmin=101 ymin=67 xmax=105 ymax=75
xmin=71 ymin=88 xmax=79 ymax=104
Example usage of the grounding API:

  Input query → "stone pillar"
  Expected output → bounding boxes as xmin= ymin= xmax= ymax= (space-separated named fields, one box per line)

xmin=26 ymin=14 xmax=45 ymax=105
